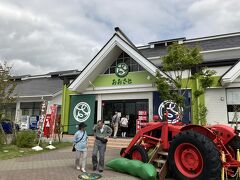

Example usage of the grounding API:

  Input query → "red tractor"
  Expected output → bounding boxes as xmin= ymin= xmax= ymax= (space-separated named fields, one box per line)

xmin=120 ymin=117 xmax=240 ymax=179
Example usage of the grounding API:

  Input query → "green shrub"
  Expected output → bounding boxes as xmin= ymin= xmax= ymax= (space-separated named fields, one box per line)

xmin=11 ymin=137 xmax=17 ymax=145
xmin=0 ymin=134 xmax=4 ymax=145
xmin=16 ymin=130 xmax=36 ymax=148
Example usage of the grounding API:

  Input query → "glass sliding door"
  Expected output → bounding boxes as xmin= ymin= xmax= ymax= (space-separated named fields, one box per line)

xmin=102 ymin=99 xmax=148 ymax=137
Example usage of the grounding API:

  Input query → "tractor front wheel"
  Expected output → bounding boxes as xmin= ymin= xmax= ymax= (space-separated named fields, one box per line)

xmin=130 ymin=144 xmax=148 ymax=163
xmin=120 ymin=147 xmax=130 ymax=159
xmin=168 ymin=130 xmax=221 ymax=180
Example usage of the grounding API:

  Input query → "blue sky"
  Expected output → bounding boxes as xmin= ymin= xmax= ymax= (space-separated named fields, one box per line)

xmin=0 ymin=0 xmax=239 ymax=75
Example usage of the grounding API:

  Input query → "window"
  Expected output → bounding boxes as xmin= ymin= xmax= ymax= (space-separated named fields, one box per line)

xmin=33 ymin=109 xmax=40 ymax=116
xmin=20 ymin=102 xmax=41 ymax=116
xmin=110 ymin=67 xmax=116 ymax=74
xmin=103 ymin=52 xmax=144 ymax=74
xmin=226 ymin=88 xmax=240 ymax=123
xmin=130 ymin=65 xmax=138 ymax=71
xmin=22 ymin=109 xmax=30 ymax=116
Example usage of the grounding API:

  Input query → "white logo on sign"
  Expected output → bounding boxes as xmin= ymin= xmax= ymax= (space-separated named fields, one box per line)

xmin=73 ymin=102 xmax=91 ymax=122
xmin=158 ymin=100 xmax=182 ymax=124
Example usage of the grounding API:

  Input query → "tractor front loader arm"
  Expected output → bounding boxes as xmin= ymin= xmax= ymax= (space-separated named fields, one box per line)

xmin=121 ymin=122 xmax=164 ymax=157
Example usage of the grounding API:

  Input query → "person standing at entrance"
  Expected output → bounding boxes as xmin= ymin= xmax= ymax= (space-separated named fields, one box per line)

xmin=112 ymin=111 xmax=120 ymax=138
xmin=92 ymin=120 xmax=112 ymax=173
xmin=73 ymin=122 xmax=88 ymax=172
xmin=120 ymin=115 xmax=128 ymax=138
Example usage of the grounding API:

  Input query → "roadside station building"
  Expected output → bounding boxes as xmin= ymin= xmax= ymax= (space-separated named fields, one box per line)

xmin=6 ymin=28 xmax=240 ymax=135
xmin=61 ymin=28 xmax=240 ymax=135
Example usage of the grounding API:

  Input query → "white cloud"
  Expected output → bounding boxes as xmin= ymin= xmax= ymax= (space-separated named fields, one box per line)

xmin=0 ymin=0 xmax=239 ymax=75
xmin=2 ymin=59 xmax=44 ymax=75
xmin=185 ymin=0 xmax=240 ymax=37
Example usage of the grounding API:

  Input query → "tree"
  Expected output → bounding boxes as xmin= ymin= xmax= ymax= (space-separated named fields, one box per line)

xmin=0 ymin=62 xmax=16 ymax=144
xmin=155 ymin=43 xmax=216 ymax=125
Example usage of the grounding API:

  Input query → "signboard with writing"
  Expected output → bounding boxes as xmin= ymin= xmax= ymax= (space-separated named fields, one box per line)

xmin=37 ymin=101 xmax=48 ymax=138
xmin=138 ymin=115 xmax=147 ymax=121
xmin=138 ymin=111 xmax=148 ymax=116
xmin=112 ymin=78 xmax=132 ymax=86
xmin=136 ymin=110 xmax=148 ymax=131
xmin=93 ymin=71 xmax=155 ymax=87
xmin=69 ymin=94 xmax=95 ymax=135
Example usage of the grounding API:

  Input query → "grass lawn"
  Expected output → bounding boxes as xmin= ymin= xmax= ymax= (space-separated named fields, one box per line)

xmin=0 ymin=142 xmax=72 ymax=160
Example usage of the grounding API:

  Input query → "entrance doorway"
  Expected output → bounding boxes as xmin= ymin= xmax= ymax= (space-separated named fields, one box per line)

xmin=102 ymin=99 xmax=148 ymax=137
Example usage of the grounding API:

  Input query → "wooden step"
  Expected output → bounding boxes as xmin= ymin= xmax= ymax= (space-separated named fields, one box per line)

xmin=87 ymin=137 xmax=131 ymax=148
xmin=153 ymin=159 xmax=166 ymax=164
xmin=62 ymin=135 xmax=132 ymax=148
xmin=87 ymin=144 xmax=128 ymax=149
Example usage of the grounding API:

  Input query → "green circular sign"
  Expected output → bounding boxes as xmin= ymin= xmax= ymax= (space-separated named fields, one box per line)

xmin=115 ymin=63 xmax=129 ymax=77
xmin=73 ymin=102 xmax=91 ymax=122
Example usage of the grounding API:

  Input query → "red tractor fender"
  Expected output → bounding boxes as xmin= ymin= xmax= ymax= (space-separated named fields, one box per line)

xmin=207 ymin=124 xmax=237 ymax=145
xmin=181 ymin=125 xmax=216 ymax=141
xmin=181 ymin=124 xmax=237 ymax=145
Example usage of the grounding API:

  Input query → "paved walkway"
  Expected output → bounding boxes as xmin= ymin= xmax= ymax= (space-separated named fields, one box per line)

xmin=0 ymin=146 xmax=140 ymax=180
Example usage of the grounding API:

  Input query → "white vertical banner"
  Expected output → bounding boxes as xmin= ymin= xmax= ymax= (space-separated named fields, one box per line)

xmin=32 ymin=101 xmax=48 ymax=151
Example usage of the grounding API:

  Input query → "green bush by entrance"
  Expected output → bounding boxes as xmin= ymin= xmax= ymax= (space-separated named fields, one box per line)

xmin=16 ymin=131 xmax=36 ymax=148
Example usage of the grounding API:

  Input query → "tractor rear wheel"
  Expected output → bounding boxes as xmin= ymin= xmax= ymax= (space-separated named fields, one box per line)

xmin=168 ymin=130 xmax=221 ymax=180
xmin=227 ymin=135 xmax=240 ymax=177
xmin=130 ymin=144 xmax=148 ymax=163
